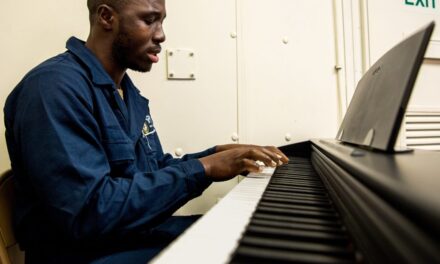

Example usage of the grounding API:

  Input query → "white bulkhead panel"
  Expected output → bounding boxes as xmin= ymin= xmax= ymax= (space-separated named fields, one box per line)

xmin=237 ymin=0 xmax=340 ymax=146
xmin=0 ymin=0 xmax=89 ymax=172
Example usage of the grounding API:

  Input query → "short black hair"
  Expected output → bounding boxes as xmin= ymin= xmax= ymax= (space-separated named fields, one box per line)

xmin=87 ymin=0 xmax=128 ymax=22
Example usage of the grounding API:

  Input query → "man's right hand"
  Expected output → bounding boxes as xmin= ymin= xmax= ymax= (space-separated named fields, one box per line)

xmin=198 ymin=146 xmax=288 ymax=181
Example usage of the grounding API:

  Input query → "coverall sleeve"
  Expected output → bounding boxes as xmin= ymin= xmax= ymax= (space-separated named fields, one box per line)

xmin=157 ymin=146 xmax=217 ymax=169
xmin=11 ymin=69 xmax=212 ymax=240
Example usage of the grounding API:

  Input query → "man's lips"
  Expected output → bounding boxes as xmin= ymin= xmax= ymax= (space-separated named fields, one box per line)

xmin=147 ymin=47 xmax=161 ymax=63
xmin=147 ymin=53 xmax=159 ymax=63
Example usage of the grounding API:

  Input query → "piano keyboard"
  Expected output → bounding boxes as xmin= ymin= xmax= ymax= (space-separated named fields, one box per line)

xmin=229 ymin=157 xmax=356 ymax=263
xmin=151 ymin=157 xmax=357 ymax=263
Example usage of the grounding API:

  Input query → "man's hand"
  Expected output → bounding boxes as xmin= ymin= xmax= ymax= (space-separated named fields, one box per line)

xmin=216 ymin=144 xmax=289 ymax=164
xmin=199 ymin=145 xmax=289 ymax=181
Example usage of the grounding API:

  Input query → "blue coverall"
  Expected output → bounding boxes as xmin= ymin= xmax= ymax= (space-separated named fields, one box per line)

xmin=4 ymin=37 xmax=215 ymax=263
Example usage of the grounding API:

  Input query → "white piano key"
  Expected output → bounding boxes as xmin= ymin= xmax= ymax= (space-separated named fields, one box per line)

xmin=151 ymin=167 xmax=275 ymax=264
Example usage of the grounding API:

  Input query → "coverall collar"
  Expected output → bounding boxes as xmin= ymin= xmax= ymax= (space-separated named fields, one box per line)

xmin=66 ymin=37 xmax=116 ymax=86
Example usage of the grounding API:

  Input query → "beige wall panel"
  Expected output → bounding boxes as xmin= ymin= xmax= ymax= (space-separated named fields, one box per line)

xmin=0 ymin=0 xmax=89 ymax=172
xmin=238 ymin=0 xmax=340 ymax=146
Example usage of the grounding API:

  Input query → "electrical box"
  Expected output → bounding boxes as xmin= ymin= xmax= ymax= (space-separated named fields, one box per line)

xmin=166 ymin=48 xmax=197 ymax=80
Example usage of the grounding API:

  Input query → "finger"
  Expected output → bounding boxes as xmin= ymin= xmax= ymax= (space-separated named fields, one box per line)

xmin=243 ymin=158 xmax=262 ymax=172
xmin=265 ymin=146 xmax=289 ymax=164
xmin=260 ymin=146 xmax=287 ymax=166
xmin=260 ymin=147 xmax=283 ymax=166
xmin=246 ymin=149 xmax=277 ymax=167
xmin=275 ymin=150 xmax=289 ymax=164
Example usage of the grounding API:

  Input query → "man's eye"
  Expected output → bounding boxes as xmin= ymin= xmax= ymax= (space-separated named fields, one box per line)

xmin=144 ymin=17 xmax=156 ymax=25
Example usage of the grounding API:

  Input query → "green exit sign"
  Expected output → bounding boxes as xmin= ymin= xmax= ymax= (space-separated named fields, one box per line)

xmin=405 ymin=0 xmax=436 ymax=9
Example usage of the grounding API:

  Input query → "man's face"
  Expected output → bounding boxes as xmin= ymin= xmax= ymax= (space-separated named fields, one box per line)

xmin=112 ymin=0 xmax=166 ymax=72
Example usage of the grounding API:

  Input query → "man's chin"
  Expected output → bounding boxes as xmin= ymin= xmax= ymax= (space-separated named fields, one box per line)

xmin=129 ymin=64 xmax=152 ymax=73
xmin=131 ymin=68 xmax=151 ymax=73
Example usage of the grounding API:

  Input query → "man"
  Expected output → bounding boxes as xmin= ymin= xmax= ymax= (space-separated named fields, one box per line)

xmin=4 ymin=0 xmax=288 ymax=263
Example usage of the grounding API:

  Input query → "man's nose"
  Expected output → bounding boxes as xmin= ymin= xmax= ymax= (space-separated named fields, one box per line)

xmin=153 ymin=23 xmax=166 ymax=43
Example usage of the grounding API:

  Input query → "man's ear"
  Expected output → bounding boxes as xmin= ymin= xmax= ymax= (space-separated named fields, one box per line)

xmin=96 ymin=4 xmax=116 ymax=30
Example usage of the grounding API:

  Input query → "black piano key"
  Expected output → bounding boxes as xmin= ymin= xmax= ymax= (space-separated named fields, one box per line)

xmin=273 ymin=172 xmax=318 ymax=177
xmin=270 ymin=182 xmax=324 ymax=189
xmin=253 ymin=213 xmax=342 ymax=227
xmin=240 ymin=236 xmax=354 ymax=256
xmin=256 ymin=206 xmax=338 ymax=219
xmin=271 ymin=179 xmax=324 ymax=187
xmin=246 ymin=225 xmax=349 ymax=244
xmin=266 ymin=186 xmax=327 ymax=195
xmin=278 ymin=165 xmax=314 ymax=169
xmin=261 ymin=196 xmax=331 ymax=207
xmin=278 ymin=161 xmax=309 ymax=166
xmin=276 ymin=165 xmax=315 ymax=170
xmin=249 ymin=218 xmax=344 ymax=234
xmin=268 ymin=184 xmax=326 ymax=193
xmin=271 ymin=178 xmax=321 ymax=184
xmin=258 ymin=201 xmax=335 ymax=214
xmin=263 ymin=190 xmax=331 ymax=202
xmin=276 ymin=165 xmax=314 ymax=170
xmin=232 ymin=246 xmax=355 ymax=264
xmin=268 ymin=184 xmax=326 ymax=192
xmin=274 ymin=172 xmax=318 ymax=178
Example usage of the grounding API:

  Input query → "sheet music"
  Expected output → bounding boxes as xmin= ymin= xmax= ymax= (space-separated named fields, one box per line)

xmin=151 ymin=167 xmax=275 ymax=264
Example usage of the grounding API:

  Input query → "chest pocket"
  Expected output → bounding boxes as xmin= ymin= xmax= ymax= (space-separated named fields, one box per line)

xmin=102 ymin=126 xmax=134 ymax=162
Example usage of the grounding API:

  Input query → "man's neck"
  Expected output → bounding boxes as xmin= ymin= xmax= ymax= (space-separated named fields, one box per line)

xmin=85 ymin=36 xmax=126 ymax=87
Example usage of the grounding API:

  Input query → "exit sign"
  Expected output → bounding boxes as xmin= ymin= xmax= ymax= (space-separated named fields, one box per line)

xmin=405 ymin=0 xmax=436 ymax=9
